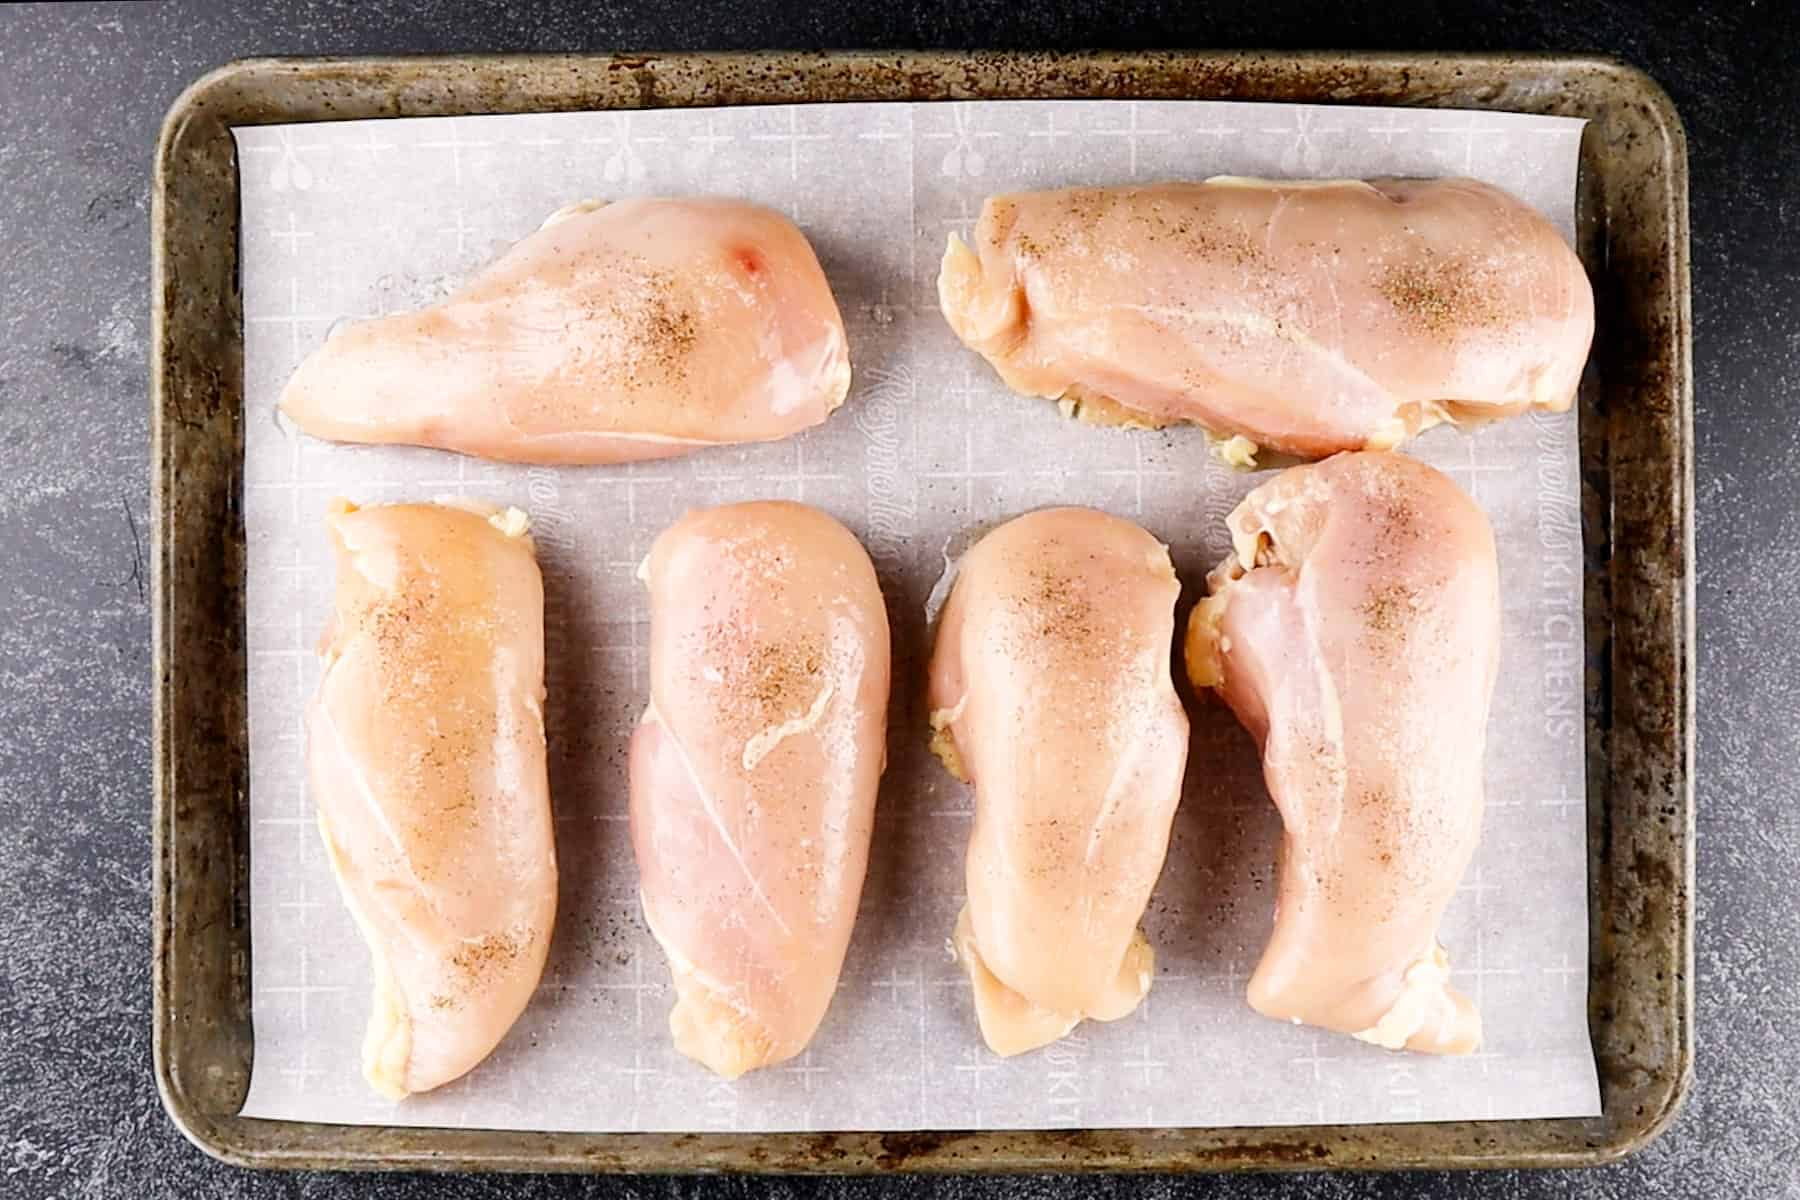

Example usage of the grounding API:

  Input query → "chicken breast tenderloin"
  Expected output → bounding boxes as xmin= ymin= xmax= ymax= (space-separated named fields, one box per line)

xmin=1184 ymin=452 xmax=1498 ymax=1054
xmin=280 ymin=197 xmax=851 ymax=464
xmin=630 ymin=501 xmax=891 ymax=1078
xmin=309 ymin=499 xmax=556 ymax=1098
xmin=939 ymin=178 xmax=1594 ymax=460
xmin=929 ymin=508 xmax=1189 ymax=1056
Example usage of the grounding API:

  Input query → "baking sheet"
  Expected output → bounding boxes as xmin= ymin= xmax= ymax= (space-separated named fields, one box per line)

xmin=234 ymin=99 xmax=1599 ymax=1132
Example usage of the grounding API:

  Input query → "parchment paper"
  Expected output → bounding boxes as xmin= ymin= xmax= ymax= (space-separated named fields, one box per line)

xmin=235 ymin=99 xmax=1598 ymax=1132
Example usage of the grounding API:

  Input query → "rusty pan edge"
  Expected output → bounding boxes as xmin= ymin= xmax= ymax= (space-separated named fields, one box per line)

xmin=149 ymin=49 xmax=1694 ymax=1175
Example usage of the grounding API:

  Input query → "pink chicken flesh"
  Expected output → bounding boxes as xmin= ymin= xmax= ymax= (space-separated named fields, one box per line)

xmin=929 ymin=508 xmax=1189 ymax=1056
xmin=280 ymin=197 xmax=851 ymax=463
xmin=939 ymin=178 xmax=1594 ymax=459
xmin=309 ymin=499 xmax=556 ymax=1098
xmin=1185 ymin=452 xmax=1498 ymax=1054
xmin=630 ymin=501 xmax=891 ymax=1078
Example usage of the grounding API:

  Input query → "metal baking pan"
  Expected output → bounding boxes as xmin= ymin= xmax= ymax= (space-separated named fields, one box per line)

xmin=151 ymin=50 xmax=1692 ymax=1173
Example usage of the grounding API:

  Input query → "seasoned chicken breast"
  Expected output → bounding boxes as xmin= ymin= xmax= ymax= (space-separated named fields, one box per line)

xmin=939 ymin=178 xmax=1593 ymax=460
xmin=928 ymin=508 xmax=1189 ymax=1056
xmin=630 ymin=501 xmax=890 ymax=1078
xmin=280 ymin=197 xmax=851 ymax=463
xmin=1185 ymin=452 xmax=1497 ymax=1054
xmin=309 ymin=499 xmax=556 ymax=1098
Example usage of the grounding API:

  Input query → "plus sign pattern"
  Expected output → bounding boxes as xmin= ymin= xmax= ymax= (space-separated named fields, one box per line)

xmin=235 ymin=100 xmax=1598 ymax=1133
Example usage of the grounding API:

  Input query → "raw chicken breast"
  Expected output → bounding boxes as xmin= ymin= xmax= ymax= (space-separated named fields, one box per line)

xmin=928 ymin=508 xmax=1189 ymax=1056
xmin=280 ymin=198 xmax=851 ymax=463
xmin=1185 ymin=452 xmax=1498 ymax=1054
xmin=939 ymin=179 xmax=1594 ymax=460
xmin=630 ymin=501 xmax=890 ymax=1078
xmin=309 ymin=499 xmax=556 ymax=1098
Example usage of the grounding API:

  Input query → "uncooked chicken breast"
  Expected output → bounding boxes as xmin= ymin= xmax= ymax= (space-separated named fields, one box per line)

xmin=939 ymin=179 xmax=1594 ymax=460
xmin=928 ymin=508 xmax=1189 ymax=1056
xmin=630 ymin=501 xmax=890 ymax=1078
xmin=280 ymin=198 xmax=851 ymax=463
xmin=309 ymin=499 xmax=556 ymax=1098
xmin=1185 ymin=452 xmax=1498 ymax=1054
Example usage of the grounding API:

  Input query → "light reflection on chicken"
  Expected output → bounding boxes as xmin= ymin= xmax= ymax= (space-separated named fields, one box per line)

xmin=1185 ymin=452 xmax=1498 ymax=1054
xmin=308 ymin=499 xmax=556 ymax=1098
xmin=280 ymin=197 xmax=851 ymax=463
xmin=928 ymin=508 xmax=1188 ymax=1056
xmin=939 ymin=178 xmax=1593 ymax=461
xmin=630 ymin=502 xmax=890 ymax=1078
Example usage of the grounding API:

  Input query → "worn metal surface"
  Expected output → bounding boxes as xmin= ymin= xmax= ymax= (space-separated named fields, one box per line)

xmin=150 ymin=51 xmax=1692 ymax=1174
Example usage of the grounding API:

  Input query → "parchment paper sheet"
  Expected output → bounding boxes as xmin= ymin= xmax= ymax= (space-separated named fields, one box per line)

xmin=235 ymin=99 xmax=1599 ymax=1132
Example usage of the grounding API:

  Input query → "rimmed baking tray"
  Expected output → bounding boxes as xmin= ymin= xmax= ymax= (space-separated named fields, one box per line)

xmin=151 ymin=50 xmax=1692 ymax=1173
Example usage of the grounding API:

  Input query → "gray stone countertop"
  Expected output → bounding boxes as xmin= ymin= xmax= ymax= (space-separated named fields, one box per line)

xmin=2 ymin=1 xmax=1793 ymax=1196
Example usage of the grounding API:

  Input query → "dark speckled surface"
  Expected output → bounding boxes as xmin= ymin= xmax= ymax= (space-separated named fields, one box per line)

xmin=0 ymin=1 xmax=1790 ymax=1196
